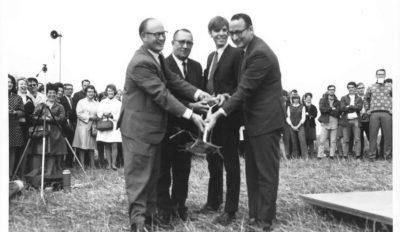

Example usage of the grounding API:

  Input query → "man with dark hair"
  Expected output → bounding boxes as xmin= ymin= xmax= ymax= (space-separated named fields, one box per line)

xmin=206 ymin=13 xmax=285 ymax=231
xmin=26 ymin=77 xmax=46 ymax=106
xmin=157 ymin=28 xmax=207 ymax=222
xmin=198 ymin=15 xmax=243 ymax=226
xmin=365 ymin=69 xmax=392 ymax=160
xmin=72 ymin=79 xmax=90 ymax=111
xmin=339 ymin=81 xmax=363 ymax=158
xmin=317 ymin=85 xmax=340 ymax=159
xmin=117 ymin=18 xmax=210 ymax=232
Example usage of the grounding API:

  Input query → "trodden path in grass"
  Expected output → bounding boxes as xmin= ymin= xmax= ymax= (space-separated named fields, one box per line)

xmin=9 ymin=157 xmax=391 ymax=232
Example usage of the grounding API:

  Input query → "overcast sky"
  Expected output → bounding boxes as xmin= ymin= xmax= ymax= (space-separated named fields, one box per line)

xmin=1 ymin=0 xmax=399 ymax=228
xmin=2 ymin=0 xmax=399 ymax=100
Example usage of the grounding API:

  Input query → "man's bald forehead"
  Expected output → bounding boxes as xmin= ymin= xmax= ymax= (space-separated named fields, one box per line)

xmin=139 ymin=18 xmax=164 ymax=36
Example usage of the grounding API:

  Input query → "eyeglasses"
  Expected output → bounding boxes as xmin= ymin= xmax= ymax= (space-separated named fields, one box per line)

xmin=229 ymin=27 xmax=249 ymax=37
xmin=28 ymin=83 xmax=38 ymax=87
xmin=174 ymin=40 xmax=193 ymax=46
xmin=145 ymin=31 xmax=167 ymax=38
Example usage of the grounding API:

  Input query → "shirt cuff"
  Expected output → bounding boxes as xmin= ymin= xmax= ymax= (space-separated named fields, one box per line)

xmin=218 ymin=108 xmax=227 ymax=117
xmin=182 ymin=108 xmax=193 ymax=119
xmin=193 ymin=90 xmax=203 ymax=101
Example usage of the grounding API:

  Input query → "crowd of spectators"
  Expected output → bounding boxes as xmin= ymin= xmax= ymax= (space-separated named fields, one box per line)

xmin=8 ymin=77 xmax=124 ymax=180
xmin=8 ymin=68 xmax=393 ymax=180
xmin=281 ymin=69 xmax=392 ymax=161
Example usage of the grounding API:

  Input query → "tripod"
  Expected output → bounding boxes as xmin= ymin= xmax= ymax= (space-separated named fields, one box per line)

xmin=12 ymin=103 xmax=91 ymax=202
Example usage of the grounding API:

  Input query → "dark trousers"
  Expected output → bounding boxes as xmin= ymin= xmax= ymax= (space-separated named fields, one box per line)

xmin=368 ymin=112 xmax=392 ymax=159
xmin=289 ymin=126 xmax=308 ymax=158
xmin=122 ymin=135 xmax=161 ymax=225
xmin=206 ymin=122 xmax=240 ymax=213
xmin=245 ymin=128 xmax=281 ymax=225
xmin=63 ymin=125 xmax=75 ymax=168
xmin=360 ymin=121 xmax=369 ymax=157
xmin=282 ymin=123 xmax=291 ymax=157
xmin=157 ymin=136 xmax=192 ymax=212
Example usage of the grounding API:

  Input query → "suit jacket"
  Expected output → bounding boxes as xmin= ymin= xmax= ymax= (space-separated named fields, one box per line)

xmin=117 ymin=46 xmax=198 ymax=144
xmin=60 ymin=96 xmax=76 ymax=123
xmin=204 ymin=44 xmax=243 ymax=128
xmin=222 ymin=36 xmax=285 ymax=136
xmin=72 ymin=90 xmax=85 ymax=111
xmin=165 ymin=55 xmax=204 ymax=136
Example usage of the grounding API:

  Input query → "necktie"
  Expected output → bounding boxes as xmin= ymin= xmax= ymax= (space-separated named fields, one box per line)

xmin=158 ymin=54 xmax=166 ymax=76
xmin=182 ymin=61 xmax=188 ymax=78
xmin=206 ymin=51 xmax=219 ymax=94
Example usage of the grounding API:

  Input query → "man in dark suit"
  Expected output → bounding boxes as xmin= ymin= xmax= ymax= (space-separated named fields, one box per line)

xmin=207 ymin=13 xmax=285 ymax=231
xmin=198 ymin=16 xmax=243 ymax=226
xmin=60 ymin=83 xmax=76 ymax=167
xmin=157 ymin=29 xmax=208 ymax=222
xmin=72 ymin=79 xmax=90 ymax=111
xmin=117 ymin=18 xmax=209 ymax=232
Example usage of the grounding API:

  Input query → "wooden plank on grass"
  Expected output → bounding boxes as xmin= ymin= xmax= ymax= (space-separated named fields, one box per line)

xmin=301 ymin=191 xmax=392 ymax=225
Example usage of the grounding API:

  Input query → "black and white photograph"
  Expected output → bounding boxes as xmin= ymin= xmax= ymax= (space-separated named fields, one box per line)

xmin=1 ymin=0 xmax=399 ymax=231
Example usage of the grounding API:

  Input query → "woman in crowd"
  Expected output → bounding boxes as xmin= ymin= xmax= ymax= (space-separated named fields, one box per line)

xmin=73 ymin=85 xmax=98 ymax=168
xmin=16 ymin=78 xmax=35 ymax=176
xmin=286 ymin=93 xmax=308 ymax=158
xmin=30 ymin=83 xmax=67 ymax=175
xmin=96 ymin=84 xmax=122 ymax=170
xmin=317 ymin=87 xmax=341 ymax=159
xmin=303 ymin=93 xmax=318 ymax=157
xmin=8 ymin=75 xmax=25 ymax=178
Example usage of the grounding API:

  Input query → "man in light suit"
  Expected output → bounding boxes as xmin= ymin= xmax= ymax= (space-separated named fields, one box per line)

xmin=157 ymin=28 xmax=208 ymax=222
xmin=198 ymin=16 xmax=243 ymax=226
xmin=117 ymin=18 xmax=209 ymax=232
xmin=207 ymin=13 xmax=285 ymax=231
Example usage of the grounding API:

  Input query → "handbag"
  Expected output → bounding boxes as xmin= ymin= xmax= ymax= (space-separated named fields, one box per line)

xmin=29 ymin=125 xmax=50 ymax=139
xmin=96 ymin=118 xmax=114 ymax=131
xmin=90 ymin=121 xmax=98 ymax=137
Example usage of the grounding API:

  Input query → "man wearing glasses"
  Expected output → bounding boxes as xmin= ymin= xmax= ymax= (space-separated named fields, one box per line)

xmin=26 ymin=77 xmax=46 ymax=106
xmin=365 ymin=69 xmax=392 ymax=161
xmin=157 ymin=28 xmax=207 ymax=222
xmin=197 ymin=16 xmax=243 ymax=226
xmin=117 ymin=18 xmax=210 ymax=232
xmin=205 ymin=13 xmax=285 ymax=231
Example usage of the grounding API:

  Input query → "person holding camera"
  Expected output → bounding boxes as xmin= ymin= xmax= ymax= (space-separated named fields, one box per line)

xmin=30 ymin=83 xmax=67 ymax=176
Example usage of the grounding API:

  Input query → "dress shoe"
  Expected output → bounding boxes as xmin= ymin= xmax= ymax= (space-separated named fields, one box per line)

xmin=213 ymin=212 xmax=236 ymax=226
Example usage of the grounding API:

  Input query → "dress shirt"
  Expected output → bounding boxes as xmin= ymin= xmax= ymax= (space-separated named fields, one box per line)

xmin=347 ymin=94 xmax=357 ymax=119
xmin=147 ymin=49 xmax=202 ymax=120
xmin=172 ymin=54 xmax=188 ymax=78
xmin=207 ymin=43 xmax=228 ymax=80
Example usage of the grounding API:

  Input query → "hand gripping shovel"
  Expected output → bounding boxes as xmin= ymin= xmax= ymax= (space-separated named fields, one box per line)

xmin=184 ymin=103 xmax=222 ymax=156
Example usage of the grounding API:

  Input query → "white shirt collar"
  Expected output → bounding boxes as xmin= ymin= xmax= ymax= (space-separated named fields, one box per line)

xmin=215 ymin=43 xmax=229 ymax=60
xmin=172 ymin=54 xmax=188 ymax=78
xmin=148 ymin=49 xmax=161 ymax=64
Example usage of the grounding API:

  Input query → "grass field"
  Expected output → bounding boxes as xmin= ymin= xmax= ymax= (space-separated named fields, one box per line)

xmin=9 ymin=157 xmax=392 ymax=232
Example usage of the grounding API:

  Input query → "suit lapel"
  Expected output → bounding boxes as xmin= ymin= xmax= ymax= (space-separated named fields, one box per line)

xmin=140 ymin=46 xmax=166 ymax=82
xmin=168 ymin=56 xmax=185 ymax=79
